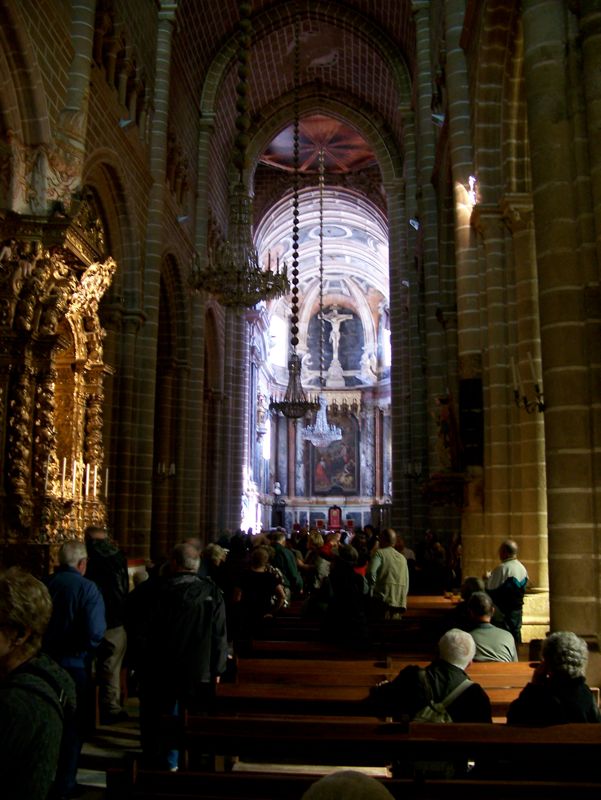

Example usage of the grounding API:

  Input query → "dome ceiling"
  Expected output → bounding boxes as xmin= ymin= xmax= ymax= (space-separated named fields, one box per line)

xmin=260 ymin=114 xmax=378 ymax=174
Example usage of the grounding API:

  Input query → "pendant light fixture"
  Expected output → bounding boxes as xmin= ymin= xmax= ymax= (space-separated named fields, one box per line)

xmin=270 ymin=6 xmax=318 ymax=419
xmin=190 ymin=0 xmax=288 ymax=308
xmin=303 ymin=147 xmax=342 ymax=447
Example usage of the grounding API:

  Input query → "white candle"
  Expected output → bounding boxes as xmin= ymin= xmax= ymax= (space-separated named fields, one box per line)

xmin=93 ymin=465 xmax=98 ymax=498
xmin=61 ymin=458 xmax=66 ymax=496
xmin=169 ymin=462 xmax=176 ymax=476
xmin=528 ymin=351 xmax=537 ymax=384
xmin=105 ymin=468 xmax=109 ymax=499
xmin=85 ymin=463 xmax=90 ymax=496
xmin=72 ymin=461 xmax=77 ymax=495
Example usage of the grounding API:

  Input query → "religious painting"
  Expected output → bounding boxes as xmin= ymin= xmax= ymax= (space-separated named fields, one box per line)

xmin=310 ymin=415 xmax=359 ymax=496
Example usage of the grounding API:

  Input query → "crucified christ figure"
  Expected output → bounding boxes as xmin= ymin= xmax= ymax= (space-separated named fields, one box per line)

xmin=322 ymin=305 xmax=353 ymax=363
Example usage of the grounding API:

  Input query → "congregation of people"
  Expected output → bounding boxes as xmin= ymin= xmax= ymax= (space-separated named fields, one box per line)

xmin=0 ymin=527 xmax=600 ymax=800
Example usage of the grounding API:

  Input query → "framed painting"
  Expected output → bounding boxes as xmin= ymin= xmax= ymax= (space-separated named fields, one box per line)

xmin=310 ymin=415 xmax=359 ymax=496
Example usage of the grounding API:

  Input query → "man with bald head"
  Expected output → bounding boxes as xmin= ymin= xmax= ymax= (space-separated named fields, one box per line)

xmin=486 ymin=539 xmax=528 ymax=644
xmin=139 ymin=542 xmax=228 ymax=771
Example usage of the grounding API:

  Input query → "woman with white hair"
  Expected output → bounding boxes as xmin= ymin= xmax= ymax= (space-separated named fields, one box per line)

xmin=507 ymin=631 xmax=601 ymax=725
xmin=301 ymin=770 xmax=395 ymax=800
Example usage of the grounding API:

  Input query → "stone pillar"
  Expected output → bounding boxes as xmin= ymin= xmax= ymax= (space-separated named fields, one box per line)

xmin=131 ymin=2 xmax=177 ymax=556
xmin=500 ymin=194 xmax=548 ymax=590
xmin=221 ymin=311 xmax=249 ymax=531
xmin=386 ymin=177 xmax=409 ymax=534
xmin=444 ymin=0 xmax=484 ymax=571
xmin=522 ymin=0 xmax=599 ymax=636
xmin=184 ymin=114 xmax=215 ymax=537
xmin=412 ymin=1 xmax=446 ymax=467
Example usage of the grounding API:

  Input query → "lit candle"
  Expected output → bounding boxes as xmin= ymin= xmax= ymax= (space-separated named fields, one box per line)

xmin=93 ymin=465 xmax=98 ymax=498
xmin=72 ymin=461 xmax=77 ymax=495
xmin=61 ymin=458 xmax=66 ymax=496
xmin=510 ymin=357 xmax=519 ymax=392
xmin=85 ymin=463 xmax=90 ymax=496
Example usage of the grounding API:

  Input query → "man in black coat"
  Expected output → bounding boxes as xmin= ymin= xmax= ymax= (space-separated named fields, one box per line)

xmin=368 ymin=628 xmax=492 ymax=723
xmin=85 ymin=526 xmax=130 ymax=724
xmin=139 ymin=542 xmax=228 ymax=771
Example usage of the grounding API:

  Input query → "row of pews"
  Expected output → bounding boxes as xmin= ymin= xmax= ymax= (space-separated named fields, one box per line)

xmin=106 ymin=595 xmax=601 ymax=798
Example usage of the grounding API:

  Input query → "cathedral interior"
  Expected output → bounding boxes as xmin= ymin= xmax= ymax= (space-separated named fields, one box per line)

xmin=0 ymin=0 xmax=599 ymax=646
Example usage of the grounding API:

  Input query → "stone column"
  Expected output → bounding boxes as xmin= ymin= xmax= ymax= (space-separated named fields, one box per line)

xmin=386 ymin=176 xmax=409 ymax=534
xmin=131 ymin=2 xmax=177 ymax=556
xmin=221 ymin=311 xmax=249 ymax=531
xmin=184 ymin=114 xmax=215 ymax=538
xmin=522 ymin=0 xmax=599 ymax=636
xmin=444 ymin=0 xmax=484 ymax=571
xmin=412 ymin=1 xmax=446 ymax=468
xmin=501 ymin=194 xmax=548 ymax=590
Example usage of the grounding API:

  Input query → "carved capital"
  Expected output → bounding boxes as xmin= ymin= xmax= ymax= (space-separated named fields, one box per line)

xmin=500 ymin=193 xmax=533 ymax=233
xmin=470 ymin=204 xmax=503 ymax=239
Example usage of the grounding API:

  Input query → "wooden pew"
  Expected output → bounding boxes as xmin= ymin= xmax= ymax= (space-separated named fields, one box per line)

xmin=106 ymin=765 xmax=601 ymax=799
xmin=216 ymin=680 xmax=522 ymax=717
xmin=174 ymin=716 xmax=601 ymax=779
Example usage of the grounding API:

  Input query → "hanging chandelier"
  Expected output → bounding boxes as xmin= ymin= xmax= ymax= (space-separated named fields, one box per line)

xmin=270 ymin=8 xmax=318 ymax=420
xmin=190 ymin=0 xmax=288 ymax=308
xmin=302 ymin=147 xmax=342 ymax=447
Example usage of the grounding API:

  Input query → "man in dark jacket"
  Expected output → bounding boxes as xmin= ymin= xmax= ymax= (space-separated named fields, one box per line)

xmin=139 ymin=542 xmax=228 ymax=771
xmin=44 ymin=540 xmax=106 ymax=798
xmin=85 ymin=525 xmax=130 ymax=723
xmin=0 ymin=567 xmax=76 ymax=800
xmin=368 ymin=628 xmax=492 ymax=723
xmin=269 ymin=529 xmax=303 ymax=601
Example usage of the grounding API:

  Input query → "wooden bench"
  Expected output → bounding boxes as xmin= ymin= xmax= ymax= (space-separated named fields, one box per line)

xmin=216 ymin=680 xmax=522 ymax=717
xmin=171 ymin=716 xmax=601 ymax=780
xmin=106 ymin=766 xmax=601 ymax=799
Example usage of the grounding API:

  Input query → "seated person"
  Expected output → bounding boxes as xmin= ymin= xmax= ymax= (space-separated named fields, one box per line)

xmin=368 ymin=628 xmax=492 ymax=723
xmin=0 ymin=567 xmax=76 ymax=800
xmin=467 ymin=591 xmax=517 ymax=662
xmin=507 ymin=630 xmax=601 ymax=725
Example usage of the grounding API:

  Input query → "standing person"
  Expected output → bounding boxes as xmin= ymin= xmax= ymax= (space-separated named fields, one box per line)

xmin=486 ymin=539 xmax=529 ymax=644
xmin=0 ymin=567 xmax=76 ymax=800
xmin=466 ymin=592 xmax=518 ymax=662
xmin=84 ymin=525 xmax=130 ymax=724
xmin=367 ymin=528 xmax=409 ymax=619
xmin=269 ymin=529 xmax=303 ymax=601
xmin=44 ymin=540 xmax=106 ymax=799
xmin=139 ymin=542 xmax=228 ymax=771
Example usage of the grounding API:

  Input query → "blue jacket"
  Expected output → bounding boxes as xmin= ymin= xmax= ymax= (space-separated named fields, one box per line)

xmin=44 ymin=565 xmax=106 ymax=668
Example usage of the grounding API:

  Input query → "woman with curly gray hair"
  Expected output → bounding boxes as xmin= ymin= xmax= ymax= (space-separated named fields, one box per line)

xmin=507 ymin=631 xmax=601 ymax=725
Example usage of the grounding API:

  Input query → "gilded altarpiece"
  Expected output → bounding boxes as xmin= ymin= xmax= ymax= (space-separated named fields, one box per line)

xmin=0 ymin=202 xmax=115 ymax=573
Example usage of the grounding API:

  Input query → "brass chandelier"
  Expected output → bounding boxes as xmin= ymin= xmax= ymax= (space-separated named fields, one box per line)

xmin=190 ymin=0 xmax=288 ymax=308
xmin=270 ymin=7 xmax=318 ymax=420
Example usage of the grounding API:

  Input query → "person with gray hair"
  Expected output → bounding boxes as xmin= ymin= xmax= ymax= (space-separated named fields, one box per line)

xmin=301 ymin=770 xmax=395 ymax=800
xmin=139 ymin=540 xmax=228 ymax=771
xmin=0 ymin=567 xmax=76 ymax=800
xmin=369 ymin=627 xmax=491 ymax=722
xmin=486 ymin=539 xmax=528 ymax=644
xmin=44 ymin=540 xmax=106 ymax=798
xmin=507 ymin=631 xmax=601 ymax=725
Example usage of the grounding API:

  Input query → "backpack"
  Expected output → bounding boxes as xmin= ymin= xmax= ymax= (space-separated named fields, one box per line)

xmin=413 ymin=669 xmax=473 ymax=723
xmin=393 ymin=670 xmax=474 ymax=780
